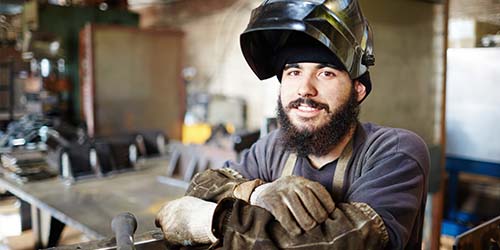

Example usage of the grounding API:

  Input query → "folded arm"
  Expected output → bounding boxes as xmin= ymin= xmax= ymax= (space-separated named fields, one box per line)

xmin=182 ymin=168 xmax=389 ymax=249
xmin=210 ymin=197 xmax=388 ymax=250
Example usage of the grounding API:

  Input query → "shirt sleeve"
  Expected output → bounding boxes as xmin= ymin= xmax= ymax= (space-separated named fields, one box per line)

xmin=345 ymin=128 xmax=429 ymax=250
xmin=345 ymin=154 xmax=426 ymax=250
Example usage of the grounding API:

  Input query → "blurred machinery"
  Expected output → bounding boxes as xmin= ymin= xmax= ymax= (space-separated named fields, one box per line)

xmin=0 ymin=0 xmax=182 ymax=185
xmin=19 ymin=1 xmax=138 ymax=124
xmin=0 ymin=114 xmax=56 ymax=183
xmin=183 ymin=93 xmax=247 ymax=143
xmin=45 ymin=126 xmax=168 ymax=183
xmin=184 ymin=93 xmax=234 ymax=142
xmin=0 ymin=0 xmax=138 ymax=127
xmin=0 ymin=149 xmax=56 ymax=183
xmin=0 ymin=112 xmax=167 ymax=183
xmin=0 ymin=113 xmax=52 ymax=149
xmin=1 ymin=0 xmax=140 ymax=142
xmin=182 ymin=92 xmax=262 ymax=156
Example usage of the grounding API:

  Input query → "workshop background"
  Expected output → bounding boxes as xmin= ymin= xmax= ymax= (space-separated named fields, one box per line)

xmin=0 ymin=0 xmax=499 ymax=250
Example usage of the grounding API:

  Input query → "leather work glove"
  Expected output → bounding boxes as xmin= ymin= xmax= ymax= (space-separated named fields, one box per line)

xmin=233 ymin=178 xmax=264 ymax=202
xmin=155 ymin=196 xmax=218 ymax=246
xmin=250 ymin=176 xmax=336 ymax=235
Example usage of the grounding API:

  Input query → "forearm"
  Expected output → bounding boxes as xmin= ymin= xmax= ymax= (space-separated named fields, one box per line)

xmin=211 ymin=198 xmax=388 ymax=250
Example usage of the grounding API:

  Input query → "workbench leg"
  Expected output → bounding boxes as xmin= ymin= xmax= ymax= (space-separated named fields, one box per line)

xmin=20 ymin=200 xmax=31 ymax=231
xmin=32 ymin=205 xmax=44 ymax=249
xmin=47 ymin=217 xmax=65 ymax=247
xmin=31 ymin=206 xmax=66 ymax=249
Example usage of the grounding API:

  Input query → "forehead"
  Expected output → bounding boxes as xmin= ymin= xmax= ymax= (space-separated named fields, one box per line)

xmin=284 ymin=62 xmax=343 ymax=70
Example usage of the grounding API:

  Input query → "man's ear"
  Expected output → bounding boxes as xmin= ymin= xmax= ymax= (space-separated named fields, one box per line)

xmin=354 ymin=80 xmax=366 ymax=102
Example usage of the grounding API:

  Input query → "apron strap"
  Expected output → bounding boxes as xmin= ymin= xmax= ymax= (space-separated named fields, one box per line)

xmin=280 ymin=152 xmax=297 ymax=177
xmin=332 ymin=139 xmax=353 ymax=201
xmin=280 ymin=137 xmax=354 ymax=200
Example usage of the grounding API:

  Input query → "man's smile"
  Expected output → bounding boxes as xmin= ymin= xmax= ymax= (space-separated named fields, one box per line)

xmin=286 ymin=98 xmax=330 ymax=120
xmin=287 ymin=98 xmax=329 ymax=112
xmin=291 ymin=104 xmax=324 ymax=119
xmin=297 ymin=103 xmax=322 ymax=112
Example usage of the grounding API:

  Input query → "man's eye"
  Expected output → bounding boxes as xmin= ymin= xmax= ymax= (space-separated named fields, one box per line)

xmin=319 ymin=71 xmax=336 ymax=78
xmin=287 ymin=70 xmax=301 ymax=76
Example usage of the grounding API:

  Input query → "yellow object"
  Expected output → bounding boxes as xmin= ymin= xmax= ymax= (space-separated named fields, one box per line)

xmin=225 ymin=123 xmax=236 ymax=134
xmin=182 ymin=123 xmax=212 ymax=144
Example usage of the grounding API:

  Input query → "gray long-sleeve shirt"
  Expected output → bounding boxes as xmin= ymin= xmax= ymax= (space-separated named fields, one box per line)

xmin=225 ymin=122 xmax=429 ymax=250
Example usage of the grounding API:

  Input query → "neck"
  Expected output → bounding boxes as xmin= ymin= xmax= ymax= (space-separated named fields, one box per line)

xmin=308 ymin=124 xmax=356 ymax=169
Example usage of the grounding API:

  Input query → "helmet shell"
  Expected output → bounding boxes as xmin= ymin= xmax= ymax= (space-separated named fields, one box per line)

xmin=240 ymin=0 xmax=374 ymax=80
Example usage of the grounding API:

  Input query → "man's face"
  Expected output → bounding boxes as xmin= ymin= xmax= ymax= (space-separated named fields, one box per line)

xmin=277 ymin=62 xmax=364 ymax=157
xmin=280 ymin=62 xmax=357 ymax=131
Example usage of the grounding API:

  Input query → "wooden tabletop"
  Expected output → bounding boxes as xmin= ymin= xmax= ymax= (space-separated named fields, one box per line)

xmin=0 ymin=157 xmax=187 ymax=240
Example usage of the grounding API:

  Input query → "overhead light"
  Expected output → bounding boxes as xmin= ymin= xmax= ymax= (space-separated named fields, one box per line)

xmin=41 ymin=58 xmax=50 ymax=77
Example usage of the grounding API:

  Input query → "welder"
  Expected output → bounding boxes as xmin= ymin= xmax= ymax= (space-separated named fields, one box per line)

xmin=156 ymin=1 xmax=430 ymax=249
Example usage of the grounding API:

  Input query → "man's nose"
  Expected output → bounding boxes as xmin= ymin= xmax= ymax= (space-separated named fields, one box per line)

xmin=297 ymin=76 xmax=318 ymax=97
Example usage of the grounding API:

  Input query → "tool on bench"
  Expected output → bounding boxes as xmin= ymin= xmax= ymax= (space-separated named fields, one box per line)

xmin=111 ymin=212 xmax=138 ymax=250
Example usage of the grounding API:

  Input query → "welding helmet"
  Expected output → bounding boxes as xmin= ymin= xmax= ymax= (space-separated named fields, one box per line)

xmin=240 ymin=0 xmax=375 ymax=96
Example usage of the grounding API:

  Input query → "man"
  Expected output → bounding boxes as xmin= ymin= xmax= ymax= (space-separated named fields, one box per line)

xmin=156 ymin=1 xmax=429 ymax=249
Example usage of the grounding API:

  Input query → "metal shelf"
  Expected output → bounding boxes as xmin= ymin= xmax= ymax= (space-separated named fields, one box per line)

xmin=442 ymin=156 xmax=500 ymax=236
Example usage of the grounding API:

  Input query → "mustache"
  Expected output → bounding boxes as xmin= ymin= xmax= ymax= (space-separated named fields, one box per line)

xmin=286 ymin=98 xmax=330 ymax=113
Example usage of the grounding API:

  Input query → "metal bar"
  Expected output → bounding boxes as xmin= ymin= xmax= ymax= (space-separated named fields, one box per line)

xmin=454 ymin=215 xmax=500 ymax=250
xmin=446 ymin=157 xmax=500 ymax=178
xmin=46 ymin=229 xmax=168 ymax=250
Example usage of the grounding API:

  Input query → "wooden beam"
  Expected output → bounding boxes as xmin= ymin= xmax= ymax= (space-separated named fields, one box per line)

xmin=431 ymin=0 xmax=449 ymax=249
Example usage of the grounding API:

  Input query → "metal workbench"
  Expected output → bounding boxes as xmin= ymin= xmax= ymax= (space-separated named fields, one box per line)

xmin=0 ymin=157 xmax=186 ymax=249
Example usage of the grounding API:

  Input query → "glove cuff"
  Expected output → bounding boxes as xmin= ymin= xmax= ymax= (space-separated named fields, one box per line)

xmin=206 ymin=202 xmax=219 ymax=243
xmin=233 ymin=179 xmax=264 ymax=202
xmin=249 ymin=182 xmax=272 ymax=205
xmin=212 ymin=198 xmax=236 ymax=240
xmin=190 ymin=201 xmax=218 ymax=243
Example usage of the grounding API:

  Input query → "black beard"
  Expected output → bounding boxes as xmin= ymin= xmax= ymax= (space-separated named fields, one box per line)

xmin=277 ymin=88 xmax=360 ymax=157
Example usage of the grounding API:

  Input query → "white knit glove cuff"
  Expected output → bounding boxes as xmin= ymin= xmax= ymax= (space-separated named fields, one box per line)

xmin=189 ymin=201 xmax=218 ymax=243
xmin=250 ymin=182 xmax=273 ymax=205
